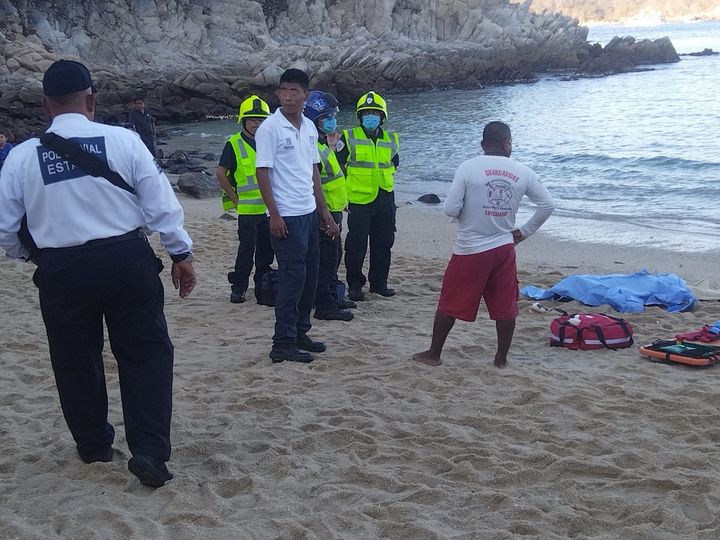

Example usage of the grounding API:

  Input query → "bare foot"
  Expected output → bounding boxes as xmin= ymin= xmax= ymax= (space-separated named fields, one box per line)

xmin=412 ymin=351 xmax=442 ymax=366
xmin=494 ymin=356 xmax=507 ymax=369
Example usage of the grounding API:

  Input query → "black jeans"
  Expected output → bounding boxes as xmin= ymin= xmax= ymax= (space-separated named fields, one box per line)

xmin=34 ymin=234 xmax=174 ymax=462
xmin=315 ymin=211 xmax=343 ymax=311
xmin=227 ymin=214 xmax=274 ymax=299
xmin=345 ymin=189 xmax=396 ymax=290
xmin=270 ymin=212 xmax=320 ymax=348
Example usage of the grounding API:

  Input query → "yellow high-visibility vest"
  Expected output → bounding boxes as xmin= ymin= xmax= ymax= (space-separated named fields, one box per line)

xmin=342 ymin=126 xmax=399 ymax=205
xmin=317 ymin=141 xmax=347 ymax=212
xmin=222 ymin=133 xmax=267 ymax=215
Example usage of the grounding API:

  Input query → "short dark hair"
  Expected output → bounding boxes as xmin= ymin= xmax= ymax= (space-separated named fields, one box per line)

xmin=280 ymin=68 xmax=309 ymax=89
xmin=482 ymin=121 xmax=511 ymax=144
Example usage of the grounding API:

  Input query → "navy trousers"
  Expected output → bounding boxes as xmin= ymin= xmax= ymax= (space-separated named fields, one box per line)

xmin=34 ymin=233 xmax=174 ymax=462
xmin=345 ymin=189 xmax=396 ymax=290
xmin=227 ymin=214 xmax=274 ymax=300
xmin=315 ymin=211 xmax=343 ymax=311
xmin=270 ymin=212 xmax=320 ymax=348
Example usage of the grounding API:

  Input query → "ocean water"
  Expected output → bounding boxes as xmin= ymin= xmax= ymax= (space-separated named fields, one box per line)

xmin=165 ymin=21 xmax=720 ymax=252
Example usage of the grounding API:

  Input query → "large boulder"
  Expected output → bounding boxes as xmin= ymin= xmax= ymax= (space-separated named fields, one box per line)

xmin=177 ymin=171 xmax=221 ymax=199
xmin=577 ymin=36 xmax=679 ymax=75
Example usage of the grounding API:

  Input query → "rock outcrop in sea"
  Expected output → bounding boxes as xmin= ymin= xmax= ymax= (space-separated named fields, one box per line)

xmin=0 ymin=0 xmax=680 ymax=139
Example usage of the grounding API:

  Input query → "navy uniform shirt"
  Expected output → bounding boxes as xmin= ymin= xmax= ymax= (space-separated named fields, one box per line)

xmin=0 ymin=113 xmax=192 ymax=260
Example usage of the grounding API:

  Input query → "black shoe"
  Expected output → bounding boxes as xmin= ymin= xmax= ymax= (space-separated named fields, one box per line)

xmin=348 ymin=288 xmax=366 ymax=301
xmin=337 ymin=299 xmax=357 ymax=310
xmin=230 ymin=290 xmax=246 ymax=303
xmin=269 ymin=347 xmax=314 ymax=363
xmin=128 ymin=455 xmax=174 ymax=488
xmin=297 ymin=333 xmax=326 ymax=353
xmin=314 ymin=309 xmax=354 ymax=321
xmin=369 ymin=286 xmax=396 ymax=297
xmin=80 ymin=447 xmax=114 ymax=464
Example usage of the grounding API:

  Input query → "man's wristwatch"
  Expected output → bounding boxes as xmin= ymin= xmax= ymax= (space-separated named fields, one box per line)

xmin=171 ymin=252 xmax=194 ymax=264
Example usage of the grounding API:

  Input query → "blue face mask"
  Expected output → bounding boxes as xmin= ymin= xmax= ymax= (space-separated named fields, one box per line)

xmin=361 ymin=113 xmax=381 ymax=131
xmin=321 ymin=116 xmax=337 ymax=134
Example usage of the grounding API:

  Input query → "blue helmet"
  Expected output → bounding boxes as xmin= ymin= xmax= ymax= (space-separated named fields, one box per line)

xmin=304 ymin=91 xmax=339 ymax=123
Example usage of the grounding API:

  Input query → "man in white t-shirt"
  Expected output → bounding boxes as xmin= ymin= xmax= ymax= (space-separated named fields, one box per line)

xmin=413 ymin=121 xmax=555 ymax=368
xmin=255 ymin=68 xmax=339 ymax=364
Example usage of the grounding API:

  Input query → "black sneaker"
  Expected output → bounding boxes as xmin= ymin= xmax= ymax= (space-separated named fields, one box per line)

xmin=269 ymin=347 xmax=314 ymax=363
xmin=128 ymin=455 xmax=174 ymax=488
xmin=230 ymin=290 xmax=246 ymax=303
xmin=348 ymin=288 xmax=366 ymax=301
xmin=314 ymin=309 xmax=354 ymax=321
xmin=337 ymin=299 xmax=357 ymax=310
xmin=369 ymin=286 xmax=396 ymax=297
xmin=297 ymin=334 xmax=326 ymax=353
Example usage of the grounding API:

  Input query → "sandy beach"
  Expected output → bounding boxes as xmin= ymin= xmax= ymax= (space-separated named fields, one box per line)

xmin=2 ymin=195 xmax=720 ymax=539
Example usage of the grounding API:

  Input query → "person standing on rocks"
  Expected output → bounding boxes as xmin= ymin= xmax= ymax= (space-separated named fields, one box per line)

xmin=303 ymin=90 xmax=355 ymax=322
xmin=216 ymin=95 xmax=275 ymax=304
xmin=412 ymin=122 xmax=554 ymax=369
xmin=335 ymin=91 xmax=400 ymax=302
xmin=0 ymin=133 xmax=14 ymax=169
xmin=127 ymin=97 xmax=157 ymax=157
xmin=255 ymin=68 xmax=339 ymax=364
xmin=0 ymin=60 xmax=196 ymax=487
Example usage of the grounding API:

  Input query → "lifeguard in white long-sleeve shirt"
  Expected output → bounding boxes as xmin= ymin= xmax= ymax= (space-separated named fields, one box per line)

xmin=413 ymin=121 xmax=555 ymax=369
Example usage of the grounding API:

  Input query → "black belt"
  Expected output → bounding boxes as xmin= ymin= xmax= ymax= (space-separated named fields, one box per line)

xmin=39 ymin=228 xmax=146 ymax=254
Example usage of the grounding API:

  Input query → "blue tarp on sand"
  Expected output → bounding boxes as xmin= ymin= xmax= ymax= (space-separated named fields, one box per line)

xmin=521 ymin=270 xmax=696 ymax=313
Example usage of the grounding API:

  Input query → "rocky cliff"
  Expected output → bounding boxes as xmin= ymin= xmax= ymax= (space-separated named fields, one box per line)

xmin=0 ymin=0 xmax=678 ymax=139
xmin=524 ymin=0 xmax=720 ymax=24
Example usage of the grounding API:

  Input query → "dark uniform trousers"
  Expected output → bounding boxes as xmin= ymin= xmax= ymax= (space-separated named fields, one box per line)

xmin=270 ymin=212 xmax=320 ymax=348
xmin=344 ymin=188 xmax=396 ymax=291
xmin=228 ymin=214 xmax=274 ymax=300
xmin=34 ymin=232 xmax=174 ymax=462
xmin=315 ymin=211 xmax=343 ymax=311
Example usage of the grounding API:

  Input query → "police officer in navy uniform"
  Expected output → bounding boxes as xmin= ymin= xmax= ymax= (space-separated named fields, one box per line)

xmin=0 ymin=60 xmax=196 ymax=488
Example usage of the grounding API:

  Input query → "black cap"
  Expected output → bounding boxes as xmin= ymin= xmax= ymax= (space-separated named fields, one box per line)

xmin=43 ymin=59 xmax=96 ymax=97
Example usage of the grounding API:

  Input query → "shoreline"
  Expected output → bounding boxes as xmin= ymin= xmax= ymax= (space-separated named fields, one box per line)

xmin=179 ymin=196 xmax=720 ymax=297
xmin=395 ymin=204 xmax=719 ymax=287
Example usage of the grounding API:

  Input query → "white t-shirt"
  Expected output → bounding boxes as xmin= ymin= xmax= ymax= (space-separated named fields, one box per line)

xmin=254 ymin=108 xmax=320 ymax=217
xmin=0 ymin=113 xmax=192 ymax=260
xmin=444 ymin=154 xmax=555 ymax=255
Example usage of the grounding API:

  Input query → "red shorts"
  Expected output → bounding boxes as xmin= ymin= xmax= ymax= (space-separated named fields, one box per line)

xmin=437 ymin=244 xmax=519 ymax=322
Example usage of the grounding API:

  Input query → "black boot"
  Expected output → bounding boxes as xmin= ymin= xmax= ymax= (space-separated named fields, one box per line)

xmin=230 ymin=288 xmax=246 ymax=303
xmin=297 ymin=334 xmax=326 ymax=352
xmin=337 ymin=299 xmax=357 ymax=309
xmin=369 ymin=286 xmax=396 ymax=297
xmin=348 ymin=287 xmax=366 ymax=301
xmin=314 ymin=308 xmax=354 ymax=321
xmin=269 ymin=347 xmax=314 ymax=363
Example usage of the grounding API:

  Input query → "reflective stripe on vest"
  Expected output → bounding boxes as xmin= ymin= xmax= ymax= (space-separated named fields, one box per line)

xmin=343 ymin=127 xmax=399 ymax=204
xmin=318 ymin=142 xmax=347 ymax=212
xmin=222 ymin=134 xmax=267 ymax=215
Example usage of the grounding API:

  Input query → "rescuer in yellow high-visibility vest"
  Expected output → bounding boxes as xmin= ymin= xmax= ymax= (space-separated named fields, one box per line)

xmin=303 ymin=90 xmax=356 ymax=322
xmin=335 ymin=91 xmax=400 ymax=302
xmin=215 ymin=95 xmax=275 ymax=304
